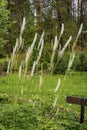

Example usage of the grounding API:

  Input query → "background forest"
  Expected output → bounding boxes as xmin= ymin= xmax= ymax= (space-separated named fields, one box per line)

xmin=0 ymin=0 xmax=87 ymax=74
xmin=0 ymin=0 xmax=87 ymax=54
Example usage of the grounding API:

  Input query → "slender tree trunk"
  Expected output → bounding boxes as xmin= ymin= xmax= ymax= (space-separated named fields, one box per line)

xmin=80 ymin=0 xmax=84 ymax=48
xmin=37 ymin=1 xmax=43 ymax=34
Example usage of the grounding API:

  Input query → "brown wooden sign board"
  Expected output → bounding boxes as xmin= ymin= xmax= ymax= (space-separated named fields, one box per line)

xmin=66 ymin=96 xmax=87 ymax=106
xmin=66 ymin=96 xmax=87 ymax=124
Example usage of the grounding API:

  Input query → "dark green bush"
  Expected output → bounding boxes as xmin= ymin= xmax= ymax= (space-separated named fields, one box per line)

xmin=3 ymin=61 xmax=8 ymax=72
xmin=52 ymin=52 xmax=87 ymax=74
xmin=53 ymin=58 xmax=68 ymax=74
xmin=73 ymin=53 xmax=87 ymax=71
xmin=0 ymin=63 xmax=3 ymax=71
xmin=53 ymin=53 xmax=69 ymax=74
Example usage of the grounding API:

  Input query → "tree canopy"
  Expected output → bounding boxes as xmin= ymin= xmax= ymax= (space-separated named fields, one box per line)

xmin=0 ymin=0 xmax=87 ymax=56
xmin=0 ymin=0 xmax=9 ymax=55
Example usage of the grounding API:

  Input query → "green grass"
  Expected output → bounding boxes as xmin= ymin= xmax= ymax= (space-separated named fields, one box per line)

xmin=0 ymin=72 xmax=87 ymax=109
xmin=0 ymin=72 xmax=87 ymax=129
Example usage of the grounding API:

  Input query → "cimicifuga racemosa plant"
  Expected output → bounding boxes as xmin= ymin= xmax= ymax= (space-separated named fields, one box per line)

xmin=53 ymin=78 xmax=61 ymax=108
xmin=7 ymin=38 xmax=19 ymax=74
xmin=57 ymin=24 xmax=83 ymax=110
xmin=13 ymin=38 xmax=19 ymax=56
xmin=52 ymin=24 xmax=83 ymax=113
xmin=31 ymin=39 xmax=44 ymax=76
xmin=6 ymin=59 xmax=11 ymax=74
xmin=37 ymin=39 xmax=44 ymax=63
xmin=72 ymin=23 xmax=83 ymax=52
xmin=24 ymin=33 xmax=37 ymax=76
xmin=25 ymin=33 xmax=37 ymax=63
xmin=19 ymin=17 xmax=26 ymax=48
xmin=67 ymin=23 xmax=83 ymax=73
xmin=18 ymin=61 xmax=23 ymax=78
xmin=7 ymin=17 xmax=26 ymax=74
xmin=67 ymin=52 xmax=75 ymax=72
xmin=39 ymin=63 xmax=43 ymax=90
xmin=53 ymin=95 xmax=58 ymax=108
xmin=31 ymin=61 xmax=36 ymax=77
xmin=37 ymin=32 xmax=44 ymax=50
xmin=59 ymin=36 xmax=72 ymax=57
xmin=11 ymin=38 xmax=19 ymax=67
xmin=50 ymin=24 xmax=64 ymax=72
xmin=54 ymin=78 xmax=61 ymax=93
xmin=50 ymin=35 xmax=58 ymax=72
xmin=13 ymin=17 xmax=26 ymax=61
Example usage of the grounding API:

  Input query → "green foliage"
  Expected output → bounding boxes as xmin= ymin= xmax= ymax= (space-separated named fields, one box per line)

xmin=53 ymin=53 xmax=69 ymax=74
xmin=0 ymin=72 xmax=87 ymax=129
xmin=3 ymin=61 xmax=8 ymax=71
xmin=6 ymin=0 xmax=82 ymax=56
xmin=0 ymin=93 xmax=9 ymax=102
xmin=0 ymin=0 xmax=9 ymax=57
xmin=0 ymin=0 xmax=8 ymax=26
xmin=0 ymin=102 xmax=87 ymax=130
xmin=0 ymin=0 xmax=86 ymax=58
xmin=72 ymin=53 xmax=87 ymax=71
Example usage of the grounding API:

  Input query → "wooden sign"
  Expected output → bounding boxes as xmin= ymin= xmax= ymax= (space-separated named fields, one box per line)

xmin=66 ymin=96 xmax=87 ymax=123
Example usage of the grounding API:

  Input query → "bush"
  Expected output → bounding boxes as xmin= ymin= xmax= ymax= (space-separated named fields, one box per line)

xmin=3 ymin=61 xmax=8 ymax=72
xmin=0 ymin=63 xmax=3 ymax=72
xmin=73 ymin=53 xmax=87 ymax=71
xmin=52 ymin=52 xmax=87 ymax=74
xmin=53 ymin=53 xmax=69 ymax=74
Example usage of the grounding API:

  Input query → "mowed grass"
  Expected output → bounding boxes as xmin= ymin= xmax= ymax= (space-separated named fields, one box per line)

xmin=0 ymin=72 xmax=87 ymax=114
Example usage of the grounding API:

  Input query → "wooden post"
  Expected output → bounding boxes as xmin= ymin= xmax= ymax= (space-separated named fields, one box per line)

xmin=66 ymin=96 xmax=87 ymax=124
xmin=80 ymin=98 xmax=85 ymax=123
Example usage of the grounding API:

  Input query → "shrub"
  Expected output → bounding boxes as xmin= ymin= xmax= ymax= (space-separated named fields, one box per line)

xmin=53 ymin=53 xmax=69 ymax=74
xmin=0 ymin=63 xmax=3 ymax=71
xmin=73 ymin=53 xmax=87 ymax=71
xmin=3 ymin=61 xmax=8 ymax=72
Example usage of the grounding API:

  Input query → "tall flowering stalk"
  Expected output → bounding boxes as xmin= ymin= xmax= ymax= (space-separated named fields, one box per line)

xmin=59 ymin=36 xmax=72 ymax=57
xmin=7 ymin=38 xmax=19 ymax=74
xmin=50 ymin=36 xmax=58 ymax=71
xmin=66 ymin=23 xmax=83 ymax=73
xmin=67 ymin=52 xmax=75 ymax=71
xmin=24 ymin=33 xmax=37 ymax=76
xmin=53 ymin=78 xmax=61 ymax=108
xmin=13 ymin=38 xmax=19 ymax=56
xmin=18 ymin=62 xmax=23 ymax=78
xmin=19 ymin=17 xmax=26 ymax=48
xmin=50 ymin=24 xmax=64 ymax=71
xmin=25 ymin=33 xmax=37 ymax=63
xmin=38 ymin=32 xmax=44 ymax=50
xmin=31 ymin=39 xmax=44 ymax=76
xmin=6 ymin=59 xmax=11 ymax=74
xmin=7 ymin=17 xmax=26 ymax=74
xmin=53 ymin=95 xmax=58 ymax=108
xmin=39 ymin=63 xmax=43 ymax=90
xmin=54 ymin=78 xmax=61 ymax=93
xmin=30 ymin=61 xmax=36 ymax=77
xmin=72 ymin=23 xmax=83 ymax=52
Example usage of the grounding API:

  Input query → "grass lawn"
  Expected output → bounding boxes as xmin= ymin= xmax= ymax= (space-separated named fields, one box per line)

xmin=0 ymin=72 xmax=87 ymax=105
xmin=0 ymin=72 xmax=87 ymax=129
